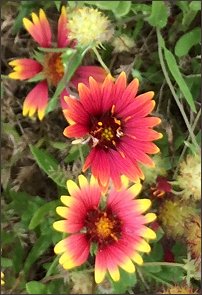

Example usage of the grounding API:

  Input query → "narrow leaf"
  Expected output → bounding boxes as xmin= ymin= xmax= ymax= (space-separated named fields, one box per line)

xmin=164 ymin=47 xmax=196 ymax=112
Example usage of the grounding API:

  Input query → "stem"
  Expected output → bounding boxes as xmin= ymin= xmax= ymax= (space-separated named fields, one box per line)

xmin=93 ymin=47 xmax=110 ymax=73
xmin=173 ymin=108 xmax=201 ymax=178
xmin=136 ymin=267 xmax=150 ymax=291
xmin=143 ymin=262 xmax=185 ymax=268
xmin=156 ymin=29 xmax=200 ymax=151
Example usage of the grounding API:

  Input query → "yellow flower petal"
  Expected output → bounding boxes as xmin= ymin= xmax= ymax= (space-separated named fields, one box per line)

xmin=108 ymin=267 xmax=120 ymax=282
xmin=136 ymin=240 xmax=151 ymax=253
xmin=119 ymin=258 xmax=135 ymax=273
xmin=60 ymin=195 xmax=74 ymax=207
xmin=135 ymin=199 xmax=151 ymax=213
xmin=120 ymin=175 xmax=129 ymax=188
xmin=145 ymin=213 xmax=157 ymax=223
xmin=132 ymin=252 xmax=143 ymax=265
xmin=141 ymin=227 xmax=156 ymax=240
xmin=56 ymin=206 xmax=69 ymax=219
xmin=95 ymin=267 xmax=106 ymax=284
xmin=66 ymin=179 xmax=80 ymax=196
xmin=128 ymin=183 xmax=142 ymax=197
xmin=78 ymin=174 xmax=88 ymax=188
xmin=54 ymin=239 xmax=66 ymax=254
xmin=53 ymin=220 xmax=66 ymax=233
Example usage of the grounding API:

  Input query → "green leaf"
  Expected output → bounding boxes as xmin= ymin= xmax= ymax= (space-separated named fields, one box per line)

xmin=29 ymin=200 xmax=58 ymax=230
xmin=189 ymin=1 xmax=201 ymax=11
xmin=111 ymin=269 xmax=137 ymax=294
xmin=64 ymin=144 xmax=89 ymax=163
xmin=1 ymin=257 xmax=13 ymax=268
xmin=83 ymin=1 xmax=120 ymax=10
xmin=24 ymin=235 xmax=52 ymax=275
xmin=147 ymin=1 xmax=169 ymax=28
xmin=175 ymin=27 xmax=200 ymax=57
xmin=26 ymin=281 xmax=46 ymax=294
xmin=46 ymin=46 xmax=89 ymax=114
xmin=29 ymin=145 xmax=66 ymax=188
xmin=27 ymin=72 xmax=45 ymax=83
xmin=113 ymin=1 xmax=131 ymax=17
xmin=163 ymin=47 xmax=196 ymax=112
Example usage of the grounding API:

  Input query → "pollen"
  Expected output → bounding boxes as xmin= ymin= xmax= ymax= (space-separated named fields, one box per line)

xmin=101 ymin=127 xmax=114 ymax=141
xmin=96 ymin=215 xmax=114 ymax=238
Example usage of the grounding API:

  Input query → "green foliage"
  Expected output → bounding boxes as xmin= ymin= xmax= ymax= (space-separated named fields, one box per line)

xmin=111 ymin=270 xmax=137 ymax=294
xmin=29 ymin=145 xmax=66 ymax=188
xmin=147 ymin=1 xmax=169 ymax=28
xmin=175 ymin=27 xmax=200 ymax=57
xmin=26 ymin=281 xmax=47 ymax=294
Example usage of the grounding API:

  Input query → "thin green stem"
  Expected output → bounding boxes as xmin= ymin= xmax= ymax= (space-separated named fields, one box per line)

xmin=156 ymin=29 xmax=200 ymax=151
xmin=93 ymin=47 xmax=110 ymax=73
xmin=143 ymin=262 xmax=185 ymax=268
xmin=173 ymin=108 xmax=201 ymax=178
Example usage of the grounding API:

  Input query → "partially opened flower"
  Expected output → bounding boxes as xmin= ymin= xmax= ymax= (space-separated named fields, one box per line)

xmin=63 ymin=72 xmax=162 ymax=190
xmin=151 ymin=176 xmax=172 ymax=199
xmin=8 ymin=7 xmax=107 ymax=120
xmin=53 ymin=175 xmax=156 ymax=284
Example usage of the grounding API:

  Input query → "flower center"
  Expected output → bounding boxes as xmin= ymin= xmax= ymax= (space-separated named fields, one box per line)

xmin=43 ymin=52 xmax=64 ymax=86
xmin=90 ymin=105 xmax=124 ymax=150
xmin=84 ymin=209 xmax=122 ymax=249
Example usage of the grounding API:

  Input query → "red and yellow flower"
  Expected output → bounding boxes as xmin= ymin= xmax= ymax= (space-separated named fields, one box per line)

xmin=8 ymin=7 xmax=107 ymax=120
xmin=53 ymin=175 xmax=156 ymax=284
xmin=63 ymin=72 xmax=162 ymax=190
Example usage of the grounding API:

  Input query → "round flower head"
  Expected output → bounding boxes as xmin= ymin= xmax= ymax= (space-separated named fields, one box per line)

xmin=63 ymin=72 xmax=162 ymax=190
xmin=176 ymin=153 xmax=201 ymax=201
xmin=160 ymin=284 xmax=199 ymax=294
xmin=185 ymin=215 xmax=201 ymax=260
xmin=68 ymin=6 xmax=114 ymax=47
xmin=53 ymin=175 xmax=156 ymax=284
xmin=158 ymin=199 xmax=195 ymax=239
xmin=112 ymin=34 xmax=135 ymax=53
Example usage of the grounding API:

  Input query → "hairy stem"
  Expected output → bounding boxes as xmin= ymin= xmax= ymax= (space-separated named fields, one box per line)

xmin=93 ymin=47 xmax=110 ymax=73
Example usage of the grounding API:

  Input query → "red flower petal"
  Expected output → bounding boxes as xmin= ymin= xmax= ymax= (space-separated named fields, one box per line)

xmin=23 ymin=9 xmax=51 ymax=47
xmin=23 ymin=80 xmax=48 ymax=120
xmin=57 ymin=6 xmax=70 ymax=47
xmin=8 ymin=59 xmax=42 ymax=80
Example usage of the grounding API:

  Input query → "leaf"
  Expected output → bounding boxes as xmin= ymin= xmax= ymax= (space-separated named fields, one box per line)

xmin=64 ymin=144 xmax=89 ymax=163
xmin=24 ymin=235 xmax=52 ymax=275
xmin=189 ymin=1 xmax=201 ymax=11
xmin=46 ymin=46 xmax=89 ymax=114
xmin=29 ymin=200 xmax=59 ymax=230
xmin=175 ymin=27 xmax=200 ymax=57
xmin=111 ymin=270 xmax=137 ymax=294
xmin=29 ymin=145 xmax=66 ymax=187
xmin=147 ymin=1 xmax=169 ymax=28
xmin=163 ymin=47 xmax=196 ymax=112
xmin=1 ymin=257 xmax=13 ymax=268
xmin=27 ymin=72 xmax=45 ymax=83
xmin=26 ymin=281 xmax=46 ymax=294
xmin=83 ymin=1 xmax=120 ymax=10
xmin=113 ymin=1 xmax=131 ymax=17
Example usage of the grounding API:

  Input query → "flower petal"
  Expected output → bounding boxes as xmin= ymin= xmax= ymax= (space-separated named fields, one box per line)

xmin=22 ymin=80 xmax=48 ymax=120
xmin=9 ymin=59 xmax=42 ymax=80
